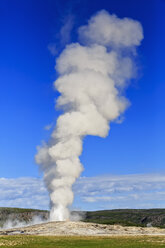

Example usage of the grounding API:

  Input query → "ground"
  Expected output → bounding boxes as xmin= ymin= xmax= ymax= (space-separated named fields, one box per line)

xmin=1 ymin=221 xmax=165 ymax=247
xmin=1 ymin=221 xmax=165 ymax=236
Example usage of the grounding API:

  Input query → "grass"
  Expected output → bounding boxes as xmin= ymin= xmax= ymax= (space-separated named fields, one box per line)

xmin=0 ymin=236 xmax=165 ymax=248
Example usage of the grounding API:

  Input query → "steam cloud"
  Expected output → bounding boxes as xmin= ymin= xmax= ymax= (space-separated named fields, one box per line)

xmin=35 ymin=10 xmax=143 ymax=221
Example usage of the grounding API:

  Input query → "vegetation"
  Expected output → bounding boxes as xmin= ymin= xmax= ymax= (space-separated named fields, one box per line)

xmin=84 ymin=209 xmax=165 ymax=227
xmin=0 ymin=235 xmax=165 ymax=248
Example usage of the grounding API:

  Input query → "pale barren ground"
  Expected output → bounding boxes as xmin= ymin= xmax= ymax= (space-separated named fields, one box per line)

xmin=1 ymin=221 xmax=165 ymax=236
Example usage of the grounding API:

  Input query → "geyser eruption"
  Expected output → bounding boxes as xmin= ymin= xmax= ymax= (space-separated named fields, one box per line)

xmin=35 ymin=10 xmax=143 ymax=221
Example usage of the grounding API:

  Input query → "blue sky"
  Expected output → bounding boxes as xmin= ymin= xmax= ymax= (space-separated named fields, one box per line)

xmin=0 ymin=0 xmax=165 ymax=210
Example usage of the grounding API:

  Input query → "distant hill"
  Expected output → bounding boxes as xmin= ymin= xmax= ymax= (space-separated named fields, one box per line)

xmin=83 ymin=209 xmax=165 ymax=227
xmin=0 ymin=207 xmax=48 ymax=227
xmin=1 ymin=207 xmax=165 ymax=228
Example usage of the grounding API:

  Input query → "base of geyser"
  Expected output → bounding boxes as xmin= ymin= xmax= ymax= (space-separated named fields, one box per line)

xmin=1 ymin=221 xmax=165 ymax=236
xmin=49 ymin=207 xmax=70 ymax=222
xmin=49 ymin=207 xmax=84 ymax=222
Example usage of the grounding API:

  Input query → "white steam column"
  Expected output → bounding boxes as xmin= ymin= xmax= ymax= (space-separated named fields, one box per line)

xmin=35 ymin=10 xmax=143 ymax=221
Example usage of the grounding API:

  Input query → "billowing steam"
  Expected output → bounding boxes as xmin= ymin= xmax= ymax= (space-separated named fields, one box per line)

xmin=35 ymin=10 xmax=143 ymax=221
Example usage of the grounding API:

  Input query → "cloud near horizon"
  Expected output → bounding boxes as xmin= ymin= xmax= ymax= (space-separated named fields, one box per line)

xmin=0 ymin=173 xmax=165 ymax=211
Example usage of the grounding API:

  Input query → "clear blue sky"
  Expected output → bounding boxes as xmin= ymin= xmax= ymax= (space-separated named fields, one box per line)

xmin=0 ymin=0 xmax=164 ymax=180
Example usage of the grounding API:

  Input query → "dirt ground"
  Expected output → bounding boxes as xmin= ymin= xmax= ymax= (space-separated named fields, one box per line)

xmin=1 ymin=221 xmax=165 ymax=236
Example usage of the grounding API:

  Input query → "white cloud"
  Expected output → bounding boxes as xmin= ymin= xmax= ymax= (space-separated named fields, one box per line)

xmin=0 ymin=174 xmax=165 ymax=210
xmin=74 ymin=174 xmax=165 ymax=210
xmin=0 ymin=177 xmax=49 ymax=210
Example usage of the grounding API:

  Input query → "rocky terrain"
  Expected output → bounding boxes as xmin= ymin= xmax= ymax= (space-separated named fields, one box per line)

xmin=1 ymin=221 xmax=165 ymax=236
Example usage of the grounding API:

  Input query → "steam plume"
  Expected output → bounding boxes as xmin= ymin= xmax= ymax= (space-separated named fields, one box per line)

xmin=35 ymin=10 xmax=143 ymax=221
